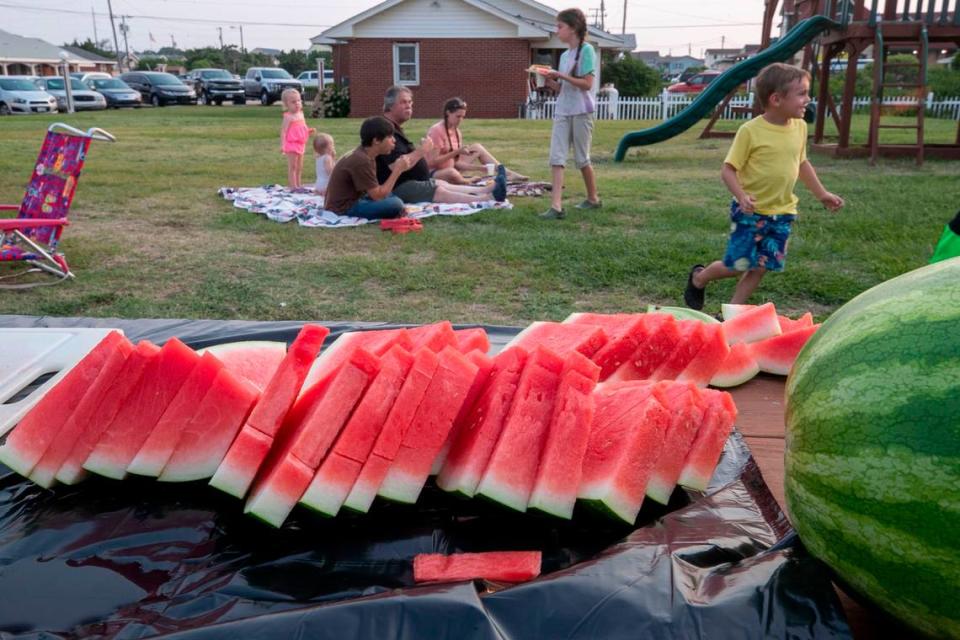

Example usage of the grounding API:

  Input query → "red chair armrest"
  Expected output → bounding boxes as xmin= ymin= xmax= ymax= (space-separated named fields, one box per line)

xmin=0 ymin=218 xmax=69 ymax=230
xmin=0 ymin=205 xmax=20 ymax=211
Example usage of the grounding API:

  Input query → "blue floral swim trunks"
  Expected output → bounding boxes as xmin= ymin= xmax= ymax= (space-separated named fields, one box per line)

xmin=722 ymin=200 xmax=795 ymax=272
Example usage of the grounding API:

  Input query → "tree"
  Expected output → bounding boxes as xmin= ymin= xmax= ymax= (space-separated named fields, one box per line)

xmin=600 ymin=53 xmax=661 ymax=96
xmin=66 ymin=38 xmax=113 ymax=59
xmin=277 ymin=49 xmax=309 ymax=76
xmin=953 ymin=51 xmax=959 ymax=72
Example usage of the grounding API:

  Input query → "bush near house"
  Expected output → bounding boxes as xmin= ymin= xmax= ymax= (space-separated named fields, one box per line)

xmin=600 ymin=53 xmax=662 ymax=96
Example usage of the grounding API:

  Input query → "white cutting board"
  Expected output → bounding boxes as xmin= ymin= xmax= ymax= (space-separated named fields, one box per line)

xmin=0 ymin=328 xmax=118 ymax=438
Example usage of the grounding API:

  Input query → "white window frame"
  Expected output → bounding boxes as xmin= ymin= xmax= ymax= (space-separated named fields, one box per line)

xmin=392 ymin=42 xmax=419 ymax=86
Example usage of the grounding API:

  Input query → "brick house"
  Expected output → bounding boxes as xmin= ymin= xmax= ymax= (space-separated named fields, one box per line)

xmin=312 ymin=0 xmax=634 ymax=118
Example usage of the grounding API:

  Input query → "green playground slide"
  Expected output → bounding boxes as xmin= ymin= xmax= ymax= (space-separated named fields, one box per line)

xmin=614 ymin=14 xmax=841 ymax=161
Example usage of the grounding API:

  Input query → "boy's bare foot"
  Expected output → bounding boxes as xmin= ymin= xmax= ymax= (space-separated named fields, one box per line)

xmin=683 ymin=264 xmax=706 ymax=310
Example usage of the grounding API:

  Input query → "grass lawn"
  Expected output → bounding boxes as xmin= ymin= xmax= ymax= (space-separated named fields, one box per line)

xmin=1 ymin=105 xmax=957 ymax=325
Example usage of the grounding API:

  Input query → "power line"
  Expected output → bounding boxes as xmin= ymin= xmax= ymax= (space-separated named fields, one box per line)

xmin=626 ymin=22 xmax=761 ymax=29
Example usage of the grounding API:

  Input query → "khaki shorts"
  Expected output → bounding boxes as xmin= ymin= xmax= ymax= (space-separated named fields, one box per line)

xmin=549 ymin=113 xmax=594 ymax=169
xmin=393 ymin=179 xmax=438 ymax=203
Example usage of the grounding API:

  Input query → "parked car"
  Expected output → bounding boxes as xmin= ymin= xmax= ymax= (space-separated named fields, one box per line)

xmin=120 ymin=71 xmax=197 ymax=106
xmin=88 ymin=77 xmax=142 ymax=108
xmin=244 ymin=67 xmax=302 ymax=105
xmin=0 ymin=76 xmax=58 ymax=115
xmin=184 ymin=68 xmax=245 ymax=105
xmin=33 ymin=76 xmax=107 ymax=111
xmin=296 ymin=69 xmax=334 ymax=89
xmin=666 ymin=70 xmax=721 ymax=93
xmin=76 ymin=72 xmax=113 ymax=88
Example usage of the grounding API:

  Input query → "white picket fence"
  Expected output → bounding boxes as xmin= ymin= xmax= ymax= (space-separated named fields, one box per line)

xmin=523 ymin=90 xmax=960 ymax=121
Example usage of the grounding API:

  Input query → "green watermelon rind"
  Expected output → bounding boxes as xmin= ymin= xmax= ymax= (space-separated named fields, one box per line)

xmin=646 ymin=305 xmax=719 ymax=324
xmin=785 ymin=259 xmax=960 ymax=639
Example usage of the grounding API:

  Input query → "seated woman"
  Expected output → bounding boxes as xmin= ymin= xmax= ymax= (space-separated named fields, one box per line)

xmin=425 ymin=97 xmax=527 ymax=184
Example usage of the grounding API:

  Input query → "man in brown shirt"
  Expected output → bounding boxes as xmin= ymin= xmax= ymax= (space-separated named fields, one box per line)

xmin=325 ymin=116 xmax=415 ymax=219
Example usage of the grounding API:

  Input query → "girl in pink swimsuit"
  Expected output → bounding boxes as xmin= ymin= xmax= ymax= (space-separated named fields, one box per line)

xmin=280 ymin=88 xmax=315 ymax=189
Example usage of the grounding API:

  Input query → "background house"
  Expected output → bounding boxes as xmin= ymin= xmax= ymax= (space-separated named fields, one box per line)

xmin=630 ymin=51 xmax=703 ymax=77
xmin=704 ymin=48 xmax=740 ymax=69
xmin=313 ymin=0 xmax=635 ymax=118
xmin=0 ymin=29 xmax=117 ymax=76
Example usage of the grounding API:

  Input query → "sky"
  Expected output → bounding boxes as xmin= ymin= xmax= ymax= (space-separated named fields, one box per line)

xmin=0 ymin=0 xmax=766 ymax=57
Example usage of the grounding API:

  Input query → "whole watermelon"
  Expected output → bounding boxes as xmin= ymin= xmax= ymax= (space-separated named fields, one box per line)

xmin=785 ymin=258 xmax=960 ymax=639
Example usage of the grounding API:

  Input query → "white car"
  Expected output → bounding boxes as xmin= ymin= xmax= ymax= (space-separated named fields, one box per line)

xmin=33 ymin=76 xmax=107 ymax=111
xmin=0 ymin=76 xmax=58 ymax=115
xmin=77 ymin=72 xmax=113 ymax=88
xmin=296 ymin=69 xmax=334 ymax=89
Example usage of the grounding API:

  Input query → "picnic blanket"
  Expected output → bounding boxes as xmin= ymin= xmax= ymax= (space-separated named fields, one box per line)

xmin=218 ymin=185 xmax=518 ymax=229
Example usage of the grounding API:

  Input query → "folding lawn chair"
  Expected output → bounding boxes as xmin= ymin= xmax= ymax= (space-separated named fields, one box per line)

xmin=0 ymin=123 xmax=115 ymax=289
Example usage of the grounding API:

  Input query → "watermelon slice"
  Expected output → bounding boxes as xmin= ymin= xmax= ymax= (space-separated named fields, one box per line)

xmin=647 ymin=305 xmax=720 ymax=324
xmin=159 ymin=367 xmax=260 ymax=482
xmin=675 ymin=322 xmax=730 ymax=386
xmin=435 ymin=347 xmax=528 ymax=498
xmin=678 ymin=390 xmax=738 ymax=491
xmin=578 ymin=382 xmax=669 ymax=524
xmin=750 ymin=324 xmax=820 ymax=375
xmin=378 ymin=347 xmax=480 ymax=503
xmin=504 ymin=321 xmax=608 ymax=359
xmin=298 ymin=345 xmax=414 ymax=516
xmin=720 ymin=303 xmax=756 ymax=321
xmin=564 ymin=313 xmax=649 ymax=381
xmin=708 ymin=342 xmax=760 ymax=388
xmin=721 ymin=302 xmax=781 ymax=345
xmin=342 ymin=347 xmax=440 ymax=513
xmin=777 ymin=312 xmax=814 ymax=334
xmin=83 ymin=337 xmax=200 ymax=479
xmin=527 ymin=351 xmax=600 ymax=518
xmin=650 ymin=320 xmax=706 ymax=380
xmin=431 ymin=349 xmax=495 ymax=475
xmin=200 ymin=340 xmax=286 ymax=390
xmin=645 ymin=381 xmax=708 ymax=505
xmin=55 ymin=340 xmax=162 ymax=485
xmin=0 ymin=331 xmax=128 ymax=480
xmin=413 ymin=551 xmax=542 ymax=583
xmin=407 ymin=320 xmax=458 ymax=352
xmin=475 ymin=347 xmax=566 ymax=512
xmin=209 ymin=324 xmax=329 ymax=498
xmin=607 ymin=314 xmax=680 ymax=382
xmin=453 ymin=327 xmax=490 ymax=354
xmin=127 ymin=352 xmax=224 ymax=477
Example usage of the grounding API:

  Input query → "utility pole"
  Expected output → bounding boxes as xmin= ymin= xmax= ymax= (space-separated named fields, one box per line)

xmin=239 ymin=25 xmax=245 ymax=53
xmin=721 ymin=35 xmax=726 ymax=50
xmin=107 ymin=0 xmax=122 ymax=70
xmin=600 ymin=0 xmax=606 ymax=31
xmin=92 ymin=6 xmax=99 ymax=44
xmin=621 ymin=0 xmax=627 ymax=34
xmin=120 ymin=16 xmax=130 ymax=69
xmin=217 ymin=26 xmax=224 ymax=50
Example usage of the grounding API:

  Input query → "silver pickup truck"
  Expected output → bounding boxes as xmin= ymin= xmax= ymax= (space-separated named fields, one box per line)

xmin=243 ymin=67 xmax=302 ymax=106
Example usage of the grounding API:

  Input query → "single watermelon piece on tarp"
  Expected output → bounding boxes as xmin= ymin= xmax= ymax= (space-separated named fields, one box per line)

xmin=298 ymin=345 xmax=415 ymax=516
xmin=378 ymin=347 xmax=480 ymax=504
xmin=678 ymin=390 xmax=738 ymax=491
xmin=721 ymin=302 xmax=782 ymax=345
xmin=645 ymin=381 xmax=708 ymax=505
xmin=778 ymin=312 xmax=814 ymax=333
xmin=413 ymin=551 xmax=542 ymax=583
xmin=453 ymin=327 xmax=489 ymax=355
xmin=0 ymin=331 xmax=128 ymax=480
xmin=720 ymin=303 xmax=756 ymax=321
xmin=606 ymin=314 xmax=681 ymax=382
xmin=431 ymin=349 xmax=495 ymax=475
xmin=407 ymin=320 xmax=458 ymax=353
xmin=83 ymin=337 xmax=200 ymax=480
xmin=676 ymin=322 xmax=730 ymax=386
xmin=504 ymin=321 xmax=608 ymax=359
xmin=343 ymin=348 xmax=440 ymax=513
xmin=200 ymin=340 xmax=286 ymax=391
xmin=209 ymin=324 xmax=329 ymax=498
xmin=475 ymin=346 xmax=565 ymax=512
xmin=578 ymin=382 xmax=669 ymax=524
xmin=127 ymin=352 xmax=224 ymax=477
xmin=750 ymin=324 xmax=820 ymax=375
xmin=435 ymin=347 xmax=528 ymax=498
xmin=650 ymin=320 xmax=707 ymax=380
xmin=708 ymin=342 xmax=760 ymax=388
xmin=527 ymin=352 xmax=600 ymax=519
xmin=564 ymin=313 xmax=649 ymax=380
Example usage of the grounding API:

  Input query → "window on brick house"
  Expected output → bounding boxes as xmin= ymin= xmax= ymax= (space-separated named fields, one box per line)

xmin=393 ymin=42 xmax=419 ymax=86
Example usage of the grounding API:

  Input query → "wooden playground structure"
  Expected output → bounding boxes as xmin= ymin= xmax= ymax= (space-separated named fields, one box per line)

xmin=704 ymin=0 xmax=960 ymax=163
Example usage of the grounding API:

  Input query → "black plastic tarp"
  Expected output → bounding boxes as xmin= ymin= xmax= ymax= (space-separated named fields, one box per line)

xmin=0 ymin=316 xmax=851 ymax=639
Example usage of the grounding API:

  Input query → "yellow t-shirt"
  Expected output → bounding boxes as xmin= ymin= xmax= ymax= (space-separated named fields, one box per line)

xmin=723 ymin=116 xmax=808 ymax=215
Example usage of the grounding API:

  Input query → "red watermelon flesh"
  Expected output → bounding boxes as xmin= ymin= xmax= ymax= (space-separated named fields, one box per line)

xmin=527 ymin=352 xmax=601 ymax=519
xmin=721 ymin=302 xmax=781 ymax=345
xmin=750 ymin=324 xmax=820 ymax=375
xmin=127 ymin=352 xmax=224 ymax=477
xmin=54 ymin=340 xmax=162 ymax=486
xmin=413 ymin=551 xmax=542 ymax=583
xmin=650 ymin=320 xmax=706 ymax=380
xmin=566 ymin=313 xmax=650 ymax=381
xmin=676 ymin=323 xmax=730 ymax=387
xmin=83 ymin=337 xmax=200 ymax=479
xmin=777 ymin=312 xmax=814 ymax=333
xmin=578 ymin=384 xmax=669 ymax=524
xmin=208 ymin=324 xmax=328 ymax=498
xmin=454 ymin=327 xmax=489 ymax=354
xmin=645 ymin=382 xmax=708 ymax=505
xmin=342 ymin=348 xmax=440 ymax=513
xmin=378 ymin=347 xmax=480 ymax=503
xmin=678 ymin=390 xmax=738 ymax=491
xmin=0 ymin=331 xmax=128 ymax=479
xmin=206 ymin=424 xmax=273 ymax=496
xmin=407 ymin=320 xmax=458 ymax=353
xmin=297 ymin=345 xmax=415 ymax=515
xmin=606 ymin=314 xmax=680 ymax=382
xmin=435 ymin=347 xmax=528 ymax=497
xmin=708 ymin=342 xmax=760 ymax=388
xmin=505 ymin=321 xmax=608 ymax=359
xmin=475 ymin=347 xmax=565 ymax=512
xmin=431 ymin=349 xmax=495 ymax=475
xmin=202 ymin=341 xmax=286 ymax=391
xmin=159 ymin=367 xmax=260 ymax=482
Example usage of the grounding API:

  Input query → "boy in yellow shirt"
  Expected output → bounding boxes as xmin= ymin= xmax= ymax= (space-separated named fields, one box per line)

xmin=684 ymin=63 xmax=844 ymax=310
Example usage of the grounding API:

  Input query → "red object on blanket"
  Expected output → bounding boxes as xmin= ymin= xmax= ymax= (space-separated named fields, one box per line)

xmin=413 ymin=551 xmax=542 ymax=583
xmin=380 ymin=218 xmax=423 ymax=234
